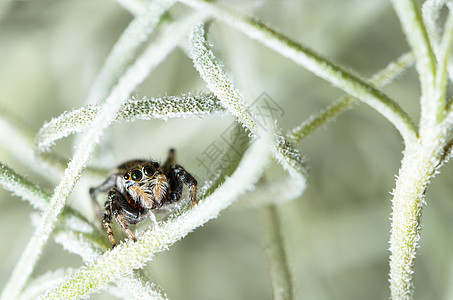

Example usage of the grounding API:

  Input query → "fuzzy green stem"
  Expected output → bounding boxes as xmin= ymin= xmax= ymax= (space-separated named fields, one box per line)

xmin=1 ymin=9 xmax=199 ymax=300
xmin=36 ymin=93 xmax=223 ymax=153
xmin=391 ymin=0 xmax=437 ymax=128
xmin=85 ymin=0 xmax=176 ymax=104
xmin=422 ymin=0 xmax=444 ymax=54
xmin=189 ymin=23 xmax=306 ymax=203
xmin=260 ymin=205 xmax=294 ymax=300
xmin=39 ymin=126 xmax=274 ymax=299
xmin=0 ymin=162 xmax=99 ymax=239
xmin=288 ymin=52 xmax=415 ymax=142
xmin=389 ymin=127 xmax=447 ymax=299
xmin=181 ymin=0 xmax=417 ymax=144
xmin=0 ymin=163 xmax=49 ymax=211
xmin=435 ymin=9 xmax=453 ymax=119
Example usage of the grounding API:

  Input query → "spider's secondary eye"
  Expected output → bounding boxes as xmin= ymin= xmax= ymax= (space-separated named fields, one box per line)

xmin=143 ymin=165 xmax=155 ymax=176
xmin=123 ymin=173 xmax=130 ymax=180
xmin=131 ymin=170 xmax=143 ymax=181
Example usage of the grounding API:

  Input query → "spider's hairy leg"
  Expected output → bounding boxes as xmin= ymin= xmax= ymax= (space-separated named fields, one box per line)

xmin=105 ymin=189 xmax=139 ymax=248
xmin=90 ymin=175 xmax=118 ymax=218
xmin=103 ymin=191 xmax=117 ymax=248
xmin=114 ymin=213 xmax=137 ymax=243
xmin=173 ymin=164 xmax=198 ymax=208
xmin=162 ymin=148 xmax=176 ymax=173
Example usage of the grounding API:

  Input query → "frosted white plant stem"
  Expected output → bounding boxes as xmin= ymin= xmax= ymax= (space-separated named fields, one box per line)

xmin=180 ymin=0 xmax=417 ymax=144
xmin=0 ymin=163 xmax=49 ymax=212
xmin=53 ymin=231 xmax=168 ymax=299
xmin=1 ymin=153 xmax=158 ymax=299
xmin=434 ymin=9 xmax=453 ymax=117
xmin=36 ymin=93 xmax=224 ymax=152
xmin=189 ymin=24 xmax=303 ymax=300
xmin=389 ymin=126 xmax=449 ymax=299
xmin=0 ymin=163 xmax=95 ymax=238
xmin=391 ymin=0 xmax=437 ymax=128
xmin=423 ymin=1 xmax=453 ymax=83
xmin=388 ymin=6 xmax=453 ymax=299
xmin=85 ymin=0 xmax=176 ymax=104
xmin=115 ymin=275 xmax=169 ymax=300
xmin=0 ymin=108 xmax=70 ymax=181
xmin=190 ymin=24 xmax=259 ymax=134
xmin=260 ymin=205 xmax=293 ymax=300
xmin=190 ymin=23 xmax=306 ymax=203
xmin=388 ymin=10 xmax=453 ymax=298
xmin=18 ymin=269 xmax=73 ymax=300
xmin=422 ymin=0 xmax=445 ymax=55
xmin=288 ymin=52 xmax=415 ymax=142
xmin=1 ymin=10 xmax=200 ymax=300
xmin=40 ymin=126 xmax=274 ymax=299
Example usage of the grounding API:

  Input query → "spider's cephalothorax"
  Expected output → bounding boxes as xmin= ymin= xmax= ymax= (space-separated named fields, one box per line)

xmin=90 ymin=149 xmax=197 ymax=247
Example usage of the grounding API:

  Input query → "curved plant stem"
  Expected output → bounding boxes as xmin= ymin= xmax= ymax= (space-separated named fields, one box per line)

xmin=260 ymin=204 xmax=294 ymax=300
xmin=1 ymin=9 xmax=200 ymax=300
xmin=36 ymin=93 xmax=224 ymax=153
xmin=85 ymin=0 xmax=176 ymax=104
xmin=388 ymin=126 xmax=448 ymax=299
xmin=189 ymin=23 xmax=259 ymax=134
xmin=388 ymin=7 xmax=453 ymax=297
xmin=389 ymin=11 xmax=453 ymax=293
xmin=422 ymin=0 xmax=444 ymax=55
xmin=287 ymin=52 xmax=415 ymax=142
xmin=0 ymin=163 xmax=50 ymax=212
xmin=434 ymin=9 xmax=453 ymax=118
xmin=190 ymin=23 xmax=306 ymax=204
xmin=18 ymin=269 xmax=74 ymax=300
xmin=52 ymin=231 xmax=167 ymax=299
xmin=180 ymin=0 xmax=417 ymax=144
xmin=0 ymin=162 xmax=101 ymax=240
xmin=39 ymin=125 xmax=274 ymax=299
xmin=391 ymin=0 xmax=437 ymax=128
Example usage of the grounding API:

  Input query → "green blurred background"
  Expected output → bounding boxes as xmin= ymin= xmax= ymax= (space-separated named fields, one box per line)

xmin=1 ymin=0 xmax=453 ymax=299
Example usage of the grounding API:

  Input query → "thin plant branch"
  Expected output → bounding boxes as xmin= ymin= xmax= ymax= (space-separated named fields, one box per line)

xmin=422 ymin=0 xmax=445 ymax=55
xmin=287 ymin=52 xmax=415 ymax=142
xmin=189 ymin=23 xmax=307 ymax=205
xmin=181 ymin=0 xmax=417 ymax=144
xmin=435 ymin=9 xmax=453 ymax=117
xmin=36 ymin=93 xmax=224 ymax=153
xmin=260 ymin=204 xmax=294 ymax=300
xmin=388 ymin=126 xmax=449 ymax=299
xmin=85 ymin=0 xmax=177 ymax=105
xmin=0 ymin=162 xmax=95 ymax=235
xmin=53 ymin=230 xmax=167 ymax=299
xmin=39 ymin=125 xmax=274 ymax=299
xmin=391 ymin=0 xmax=437 ymax=128
xmin=1 ymin=10 xmax=202 ymax=300
xmin=18 ymin=269 xmax=74 ymax=300
xmin=0 ymin=163 xmax=50 ymax=212
xmin=0 ymin=161 xmax=161 ymax=298
xmin=115 ymin=275 xmax=169 ymax=300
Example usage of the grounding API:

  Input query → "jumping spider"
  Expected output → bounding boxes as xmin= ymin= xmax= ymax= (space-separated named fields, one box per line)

xmin=90 ymin=149 xmax=198 ymax=248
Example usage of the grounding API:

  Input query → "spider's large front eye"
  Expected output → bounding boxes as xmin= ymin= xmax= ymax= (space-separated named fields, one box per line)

xmin=131 ymin=170 xmax=143 ymax=181
xmin=143 ymin=165 xmax=155 ymax=176
xmin=123 ymin=173 xmax=130 ymax=180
